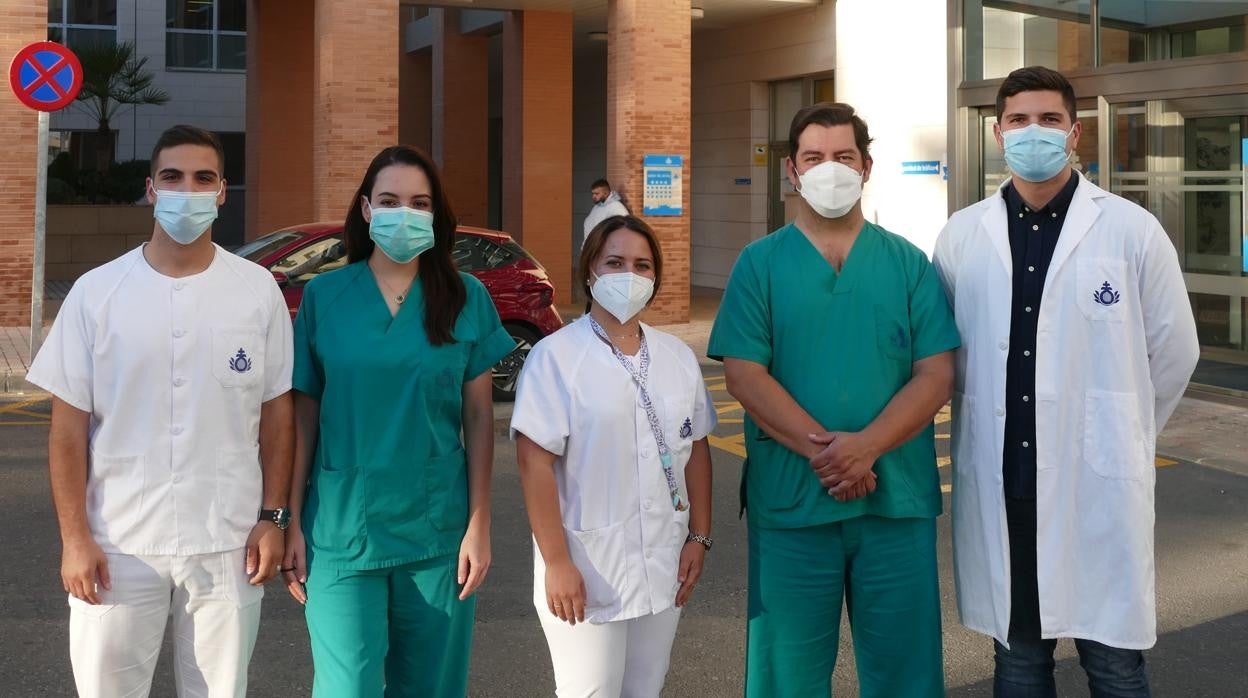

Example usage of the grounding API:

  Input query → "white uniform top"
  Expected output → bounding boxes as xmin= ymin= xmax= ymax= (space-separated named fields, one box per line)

xmin=27 ymin=245 xmax=293 ymax=557
xmin=510 ymin=316 xmax=716 ymax=623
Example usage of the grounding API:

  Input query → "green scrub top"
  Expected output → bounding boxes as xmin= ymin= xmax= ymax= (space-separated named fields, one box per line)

xmin=293 ymin=262 xmax=515 ymax=570
xmin=708 ymin=222 xmax=960 ymax=529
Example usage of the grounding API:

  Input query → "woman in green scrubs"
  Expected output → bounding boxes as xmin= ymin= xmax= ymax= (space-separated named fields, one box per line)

xmin=281 ymin=145 xmax=515 ymax=697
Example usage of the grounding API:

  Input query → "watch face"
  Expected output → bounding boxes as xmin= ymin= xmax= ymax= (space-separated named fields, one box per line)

xmin=275 ymin=508 xmax=291 ymax=529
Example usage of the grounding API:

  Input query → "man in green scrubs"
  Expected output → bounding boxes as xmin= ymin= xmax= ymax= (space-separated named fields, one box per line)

xmin=292 ymin=261 xmax=514 ymax=696
xmin=708 ymin=103 xmax=959 ymax=697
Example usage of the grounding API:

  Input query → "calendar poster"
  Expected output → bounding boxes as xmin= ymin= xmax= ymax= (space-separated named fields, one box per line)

xmin=643 ymin=154 xmax=683 ymax=216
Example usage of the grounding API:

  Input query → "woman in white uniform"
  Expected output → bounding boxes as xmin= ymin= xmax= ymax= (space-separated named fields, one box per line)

xmin=511 ymin=215 xmax=716 ymax=697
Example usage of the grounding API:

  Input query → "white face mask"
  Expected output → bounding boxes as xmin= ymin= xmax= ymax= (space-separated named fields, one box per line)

xmin=153 ymin=185 xmax=222 ymax=245
xmin=591 ymin=271 xmax=655 ymax=323
xmin=797 ymin=161 xmax=863 ymax=220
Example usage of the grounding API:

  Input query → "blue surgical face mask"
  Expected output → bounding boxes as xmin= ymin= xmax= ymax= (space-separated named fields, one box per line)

xmin=1002 ymin=123 xmax=1075 ymax=183
xmin=366 ymin=201 xmax=435 ymax=263
xmin=153 ymin=185 xmax=221 ymax=245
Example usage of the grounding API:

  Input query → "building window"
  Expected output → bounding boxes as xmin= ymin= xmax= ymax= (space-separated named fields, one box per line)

xmin=166 ymin=0 xmax=246 ymax=72
xmin=47 ymin=0 xmax=118 ymax=51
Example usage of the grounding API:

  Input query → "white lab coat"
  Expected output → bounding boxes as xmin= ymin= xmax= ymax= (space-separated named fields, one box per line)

xmin=932 ymin=173 xmax=1199 ymax=650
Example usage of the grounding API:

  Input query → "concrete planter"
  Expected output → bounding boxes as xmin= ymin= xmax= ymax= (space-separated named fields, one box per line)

xmin=46 ymin=205 xmax=154 ymax=282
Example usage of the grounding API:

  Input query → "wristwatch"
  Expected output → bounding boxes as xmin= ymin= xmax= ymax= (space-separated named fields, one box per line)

xmin=686 ymin=532 xmax=713 ymax=551
xmin=259 ymin=507 xmax=291 ymax=530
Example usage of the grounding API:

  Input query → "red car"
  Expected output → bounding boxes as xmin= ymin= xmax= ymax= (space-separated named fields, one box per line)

xmin=233 ymin=222 xmax=563 ymax=401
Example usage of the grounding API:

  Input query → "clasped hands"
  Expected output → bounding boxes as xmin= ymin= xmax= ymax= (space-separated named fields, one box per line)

xmin=808 ymin=430 xmax=879 ymax=502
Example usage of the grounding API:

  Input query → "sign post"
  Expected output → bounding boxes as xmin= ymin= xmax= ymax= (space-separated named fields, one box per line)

xmin=8 ymin=41 xmax=83 ymax=360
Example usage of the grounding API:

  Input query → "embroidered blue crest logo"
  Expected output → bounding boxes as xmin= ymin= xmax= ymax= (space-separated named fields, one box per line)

xmin=1093 ymin=281 xmax=1121 ymax=307
xmin=228 ymin=348 xmax=253 ymax=374
xmin=891 ymin=326 xmax=910 ymax=350
xmin=680 ymin=418 xmax=693 ymax=439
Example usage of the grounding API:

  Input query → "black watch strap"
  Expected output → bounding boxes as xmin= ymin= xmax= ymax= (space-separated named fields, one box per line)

xmin=259 ymin=507 xmax=290 ymax=530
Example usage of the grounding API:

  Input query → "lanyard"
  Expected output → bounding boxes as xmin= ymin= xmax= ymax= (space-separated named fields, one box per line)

xmin=588 ymin=317 xmax=688 ymax=512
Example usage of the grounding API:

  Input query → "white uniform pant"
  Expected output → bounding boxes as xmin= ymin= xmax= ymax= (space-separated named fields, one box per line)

xmin=538 ymin=606 xmax=682 ymax=698
xmin=68 ymin=550 xmax=263 ymax=698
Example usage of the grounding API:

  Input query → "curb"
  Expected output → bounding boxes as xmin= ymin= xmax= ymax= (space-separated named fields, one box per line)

xmin=2 ymin=371 xmax=44 ymax=395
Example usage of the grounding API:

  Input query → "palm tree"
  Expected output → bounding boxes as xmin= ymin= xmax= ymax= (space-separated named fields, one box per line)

xmin=73 ymin=41 xmax=170 ymax=174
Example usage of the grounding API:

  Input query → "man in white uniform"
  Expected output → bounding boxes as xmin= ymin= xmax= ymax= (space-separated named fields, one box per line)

xmin=27 ymin=125 xmax=294 ymax=697
xmin=933 ymin=67 xmax=1199 ymax=697
xmin=583 ymin=178 xmax=630 ymax=239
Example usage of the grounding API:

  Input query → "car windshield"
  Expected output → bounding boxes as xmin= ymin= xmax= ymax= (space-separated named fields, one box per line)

xmin=234 ymin=230 xmax=305 ymax=262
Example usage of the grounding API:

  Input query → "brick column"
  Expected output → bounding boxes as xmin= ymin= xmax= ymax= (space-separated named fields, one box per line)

xmin=312 ymin=0 xmax=399 ymax=221
xmin=502 ymin=12 xmax=574 ymax=305
xmin=607 ymin=0 xmax=691 ymax=323
xmin=0 ymin=1 xmax=46 ymax=325
xmin=400 ymin=48 xmax=432 ymax=155
xmin=432 ymin=9 xmax=489 ymax=227
xmin=246 ymin=0 xmax=314 ymax=240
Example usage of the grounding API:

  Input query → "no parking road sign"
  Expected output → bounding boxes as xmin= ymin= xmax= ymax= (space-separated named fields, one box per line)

xmin=9 ymin=41 xmax=82 ymax=111
xmin=9 ymin=41 xmax=82 ymax=361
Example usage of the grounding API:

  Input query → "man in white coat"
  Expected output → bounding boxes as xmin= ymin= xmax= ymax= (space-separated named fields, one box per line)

xmin=933 ymin=67 xmax=1199 ymax=697
xmin=583 ymin=178 xmax=630 ymax=239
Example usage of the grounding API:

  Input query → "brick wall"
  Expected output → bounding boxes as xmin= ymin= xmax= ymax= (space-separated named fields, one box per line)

xmin=607 ymin=0 xmax=692 ymax=324
xmin=503 ymin=12 xmax=574 ymax=306
xmin=433 ymin=9 xmax=489 ymax=228
xmin=399 ymin=47 xmax=432 ymax=154
xmin=246 ymin=0 xmax=314 ymax=238
xmin=0 ymin=0 xmax=47 ymax=325
xmin=312 ymin=0 xmax=399 ymax=222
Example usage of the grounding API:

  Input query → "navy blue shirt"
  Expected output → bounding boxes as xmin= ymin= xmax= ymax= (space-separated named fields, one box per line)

xmin=1003 ymin=171 xmax=1079 ymax=500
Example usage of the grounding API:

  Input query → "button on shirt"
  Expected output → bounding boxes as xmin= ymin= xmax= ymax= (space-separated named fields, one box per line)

xmin=26 ymin=246 xmax=293 ymax=556
xmin=1003 ymin=171 xmax=1079 ymax=499
xmin=510 ymin=318 xmax=717 ymax=623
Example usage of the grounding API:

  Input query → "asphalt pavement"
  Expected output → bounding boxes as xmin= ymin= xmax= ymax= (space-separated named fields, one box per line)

xmin=1 ymin=370 xmax=1245 ymax=696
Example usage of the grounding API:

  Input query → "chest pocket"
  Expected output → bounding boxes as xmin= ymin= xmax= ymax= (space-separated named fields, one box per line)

xmin=874 ymin=305 xmax=911 ymax=362
xmin=421 ymin=341 xmax=471 ymax=403
xmin=212 ymin=327 xmax=264 ymax=388
xmin=1076 ymin=258 xmax=1129 ymax=323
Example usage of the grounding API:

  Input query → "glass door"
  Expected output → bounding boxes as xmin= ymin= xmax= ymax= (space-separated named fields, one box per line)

xmin=1110 ymin=95 xmax=1248 ymax=354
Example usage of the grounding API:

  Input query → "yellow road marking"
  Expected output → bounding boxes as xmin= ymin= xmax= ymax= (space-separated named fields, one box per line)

xmin=0 ymin=397 xmax=48 ymax=415
xmin=938 ymin=456 xmax=951 ymax=468
xmin=1156 ymin=457 xmax=1178 ymax=467
xmin=2 ymin=408 xmax=48 ymax=420
xmin=941 ymin=484 xmax=952 ymax=493
xmin=707 ymin=433 xmax=746 ymax=458
xmin=0 ymin=420 xmax=51 ymax=426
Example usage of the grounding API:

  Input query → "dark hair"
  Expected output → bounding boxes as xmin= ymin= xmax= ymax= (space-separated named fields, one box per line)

xmin=788 ymin=103 xmax=873 ymax=161
xmin=591 ymin=178 xmax=611 ymax=191
xmin=150 ymin=125 xmax=224 ymax=175
xmin=578 ymin=215 xmax=664 ymax=313
xmin=995 ymin=66 xmax=1077 ymax=124
xmin=344 ymin=145 xmax=465 ymax=346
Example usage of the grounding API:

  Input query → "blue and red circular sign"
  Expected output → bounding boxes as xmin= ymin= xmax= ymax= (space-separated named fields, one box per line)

xmin=9 ymin=42 xmax=83 ymax=112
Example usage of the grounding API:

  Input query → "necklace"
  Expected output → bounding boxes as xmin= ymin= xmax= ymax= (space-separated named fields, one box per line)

xmin=371 ymin=262 xmax=415 ymax=305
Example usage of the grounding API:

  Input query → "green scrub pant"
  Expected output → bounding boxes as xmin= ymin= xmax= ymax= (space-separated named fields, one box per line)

xmin=305 ymin=554 xmax=474 ymax=697
xmin=745 ymin=515 xmax=944 ymax=698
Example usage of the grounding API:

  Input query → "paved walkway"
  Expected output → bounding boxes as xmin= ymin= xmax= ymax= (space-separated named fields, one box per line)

xmin=0 ymin=327 xmax=42 ymax=394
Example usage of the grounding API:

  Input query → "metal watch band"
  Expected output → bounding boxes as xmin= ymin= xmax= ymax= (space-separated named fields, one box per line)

xmin=687 ymin=532 xmax=713 ymax=550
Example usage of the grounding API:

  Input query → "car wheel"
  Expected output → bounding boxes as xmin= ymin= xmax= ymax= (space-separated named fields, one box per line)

xmin=492 ymin=322 xmax=543 ymax=402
